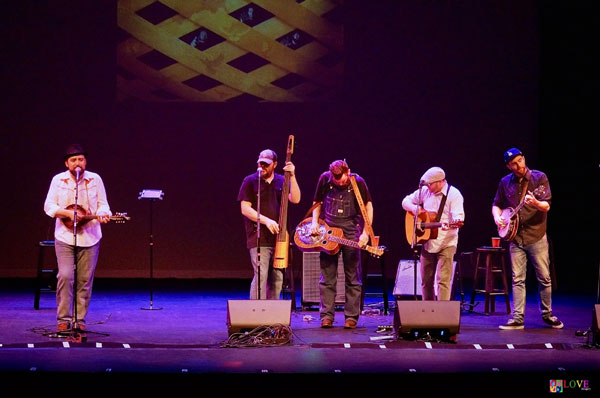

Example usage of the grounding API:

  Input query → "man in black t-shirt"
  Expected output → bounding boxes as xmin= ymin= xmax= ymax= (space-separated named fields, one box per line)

xmin=238 ymin=149 xmax=301 ymax=299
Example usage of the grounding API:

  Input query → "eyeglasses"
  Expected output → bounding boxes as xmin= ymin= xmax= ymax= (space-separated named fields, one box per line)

xmin=258 ymin=162 xmax=272 ymax=168
xmin=426 ymin=180 xmax=443 ymax=187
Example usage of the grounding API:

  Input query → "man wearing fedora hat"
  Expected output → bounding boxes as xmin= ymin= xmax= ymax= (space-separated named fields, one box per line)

xmin=402 ymin=166 xmax=465 ymax=301
xmin=493 ymin=148 xmax=563 ymax=330
xmin=238 ymin=149 xmax=301 ymax=299
xmin=44 ymin=144 xmax=111 ymax=332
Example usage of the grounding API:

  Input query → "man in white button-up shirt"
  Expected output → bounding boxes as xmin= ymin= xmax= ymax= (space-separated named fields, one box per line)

xmin=402 ymin=167 xmax=464 ymax=301
xmin=44 ymin=144 xmax=111 ymax=332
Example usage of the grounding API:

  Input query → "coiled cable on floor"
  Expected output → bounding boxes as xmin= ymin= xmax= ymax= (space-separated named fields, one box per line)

xmin=222 ymin=324 xmax=292 ymax=348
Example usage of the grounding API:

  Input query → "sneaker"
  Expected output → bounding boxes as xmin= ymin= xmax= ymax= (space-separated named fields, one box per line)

xmin=499 ymin=319 xmax=524 ymax=330
xmin=57 ymin=323 xmax=70 ymax=332
xmin=543 ymin=315 xmax=564 ymax=329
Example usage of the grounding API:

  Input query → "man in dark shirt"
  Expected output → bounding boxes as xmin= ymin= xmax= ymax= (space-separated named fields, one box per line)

xmin=238 ymin=149 xmax=300 ymax=299
xmin=310 ymin=160 xmax=373 ymax=329
xmin=492 ymin=148 xmax=563 ymax=330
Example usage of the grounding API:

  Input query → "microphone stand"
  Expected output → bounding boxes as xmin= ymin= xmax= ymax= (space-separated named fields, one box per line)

xmin=53 ymin=168 xmax=108 ymax=341
xmin=256 ymin=168 xmax=262 ymax=300
xmin=410 ymin=182 xmax=424 ymax=300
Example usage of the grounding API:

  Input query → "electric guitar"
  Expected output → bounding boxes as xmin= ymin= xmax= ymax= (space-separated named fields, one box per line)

xmin=497 ymin=185 xmax=545 ymax=241
xmin=405 ymin=211 xmax=463 ymax=245
xmin=61 ymin=204 xmax=130 ymax=230
xmin=294 ymin=218 xmax=386 ymax=258
xmin=273 ymin=135 xmax=294 ymax=269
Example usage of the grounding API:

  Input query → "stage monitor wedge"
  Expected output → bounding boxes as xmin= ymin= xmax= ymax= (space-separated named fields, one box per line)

xmin=226 ymin=300 xmax=292 ymax=335
xmin=394 ymin=300 xmax=461 ymax=341
xmin=592 ymin=304 xmax=600 ymax=346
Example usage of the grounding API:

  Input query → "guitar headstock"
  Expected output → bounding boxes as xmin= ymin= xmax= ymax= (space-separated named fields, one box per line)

xmin=286 ymin=135 xmax=295 ymax=156
xmin=368 ymin=245 xmax=387 ymax=258
xmin=441 ymin=220 xmax=464 ymax=230
xmin=112 ymin=212 xmax=131 ymax=223
xmin=531 ymin=185 xmax=546 ymax=198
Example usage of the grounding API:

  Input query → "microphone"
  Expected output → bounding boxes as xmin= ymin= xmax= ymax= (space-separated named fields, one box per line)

xmin=75 ymin=167 xmax=82 ymax=180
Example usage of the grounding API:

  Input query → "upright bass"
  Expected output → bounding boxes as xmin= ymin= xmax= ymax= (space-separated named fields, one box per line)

xmin=273 ymin=135 xmax=295 ymax=269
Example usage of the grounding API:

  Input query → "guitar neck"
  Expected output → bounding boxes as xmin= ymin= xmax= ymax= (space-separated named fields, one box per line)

xmin=276 ymin=172 xmax=291 ymax=242
xmin=276 ymin=135 xmax=294 ymax=243
xmin=420 ymin=222 xmax=443 ymax=229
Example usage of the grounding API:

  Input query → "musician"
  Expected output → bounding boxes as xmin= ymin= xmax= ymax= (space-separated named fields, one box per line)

xmin=310 ymin=160 xmax=373 ymax=329
xmin=43 ymin=144 xmax=111 ymax=332
xmin=401 ymin=167 xmax=464 ymax=301
xmin=238 ymin=149 xmax=300 ymax=299
xmin=493 ymin=148 xmax=563 ymax=330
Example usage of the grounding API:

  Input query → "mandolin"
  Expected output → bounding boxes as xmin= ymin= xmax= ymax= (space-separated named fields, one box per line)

xmin=405 ymin=211 xmax=463 ymax=246
xmin=61 ymin=204 xmax=130 ymax=231
xmin=273 ymin=135 xmax=294 ymax=269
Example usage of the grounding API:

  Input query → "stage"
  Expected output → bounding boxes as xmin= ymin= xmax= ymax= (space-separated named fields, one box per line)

xmin=0 ymin=278 xmax=597 ymax=393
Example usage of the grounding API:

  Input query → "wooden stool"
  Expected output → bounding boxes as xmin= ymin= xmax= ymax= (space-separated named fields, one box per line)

xmin=470 ymin=247 xmax=510 ymax=314
xmin=34 ymin=240 xmax=57 ymax=310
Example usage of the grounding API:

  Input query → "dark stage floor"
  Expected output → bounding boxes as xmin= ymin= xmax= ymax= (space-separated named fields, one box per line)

xmin=0 ymin=278 xmax=598 ymax=394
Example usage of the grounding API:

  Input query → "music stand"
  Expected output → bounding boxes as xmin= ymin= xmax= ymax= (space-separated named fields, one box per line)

xmin=139 ymin=189 xmax=164 ymax=311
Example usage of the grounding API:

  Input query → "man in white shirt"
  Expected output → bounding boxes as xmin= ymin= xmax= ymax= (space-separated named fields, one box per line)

xmin=44 ymin=144 xmax=111 ymax=332
xmin=402 ymin=167 xmax=464 ymax=300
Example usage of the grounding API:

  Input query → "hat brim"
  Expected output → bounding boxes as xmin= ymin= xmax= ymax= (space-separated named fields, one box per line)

xmin=257 ymin=158 xmax=274 ymax=164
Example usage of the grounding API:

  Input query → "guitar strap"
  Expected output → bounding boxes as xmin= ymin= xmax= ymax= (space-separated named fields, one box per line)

xmin=518 ymin=180 xmax=529 ymax=208
xmin=302 ymin=201 xmax=322 ymax=220
xmin=434 ymin=184 xmax=451 ymax=222
xmin=350 ymin=175 xmax=377 ymax=245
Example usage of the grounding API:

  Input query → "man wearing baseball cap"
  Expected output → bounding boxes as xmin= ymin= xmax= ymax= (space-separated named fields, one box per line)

xmin=492 ymin=147 xmax=563 ymax=330
xmin=238 ymin=149 xmax=301 ymax=299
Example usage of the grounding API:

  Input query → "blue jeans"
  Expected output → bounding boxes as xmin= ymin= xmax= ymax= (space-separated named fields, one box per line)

xmin=508 ymin=234 xmax=553 ymax=322
xmin=319 ymin=246 xmax=362 ymax=322
xmin=55 ymin=240 xmax=100 ymax=325
xmin=249 ymin=247 xmax=284 ymax=300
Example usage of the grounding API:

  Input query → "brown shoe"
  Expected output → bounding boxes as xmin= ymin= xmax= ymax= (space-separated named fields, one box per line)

xmin=344 ymin=319 xmax=357 ymax=329
xmin=321 ymin=318 xmax=334 ymax=328
xmin=57 ymin=323 xmax=69 ymax=332
xmin=76 ymin=323 xmax=86 ymax=331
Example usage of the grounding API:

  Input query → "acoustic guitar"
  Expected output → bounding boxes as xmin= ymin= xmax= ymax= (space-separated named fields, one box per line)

xmin=405 ymin=211 xmax=463 ymax=245
xmin=294 ymin=218 xmax=386 ymax=258
xmin=61 ymin=204 xmax=130 ymax=230
xmin=273 ymin=135 xmax=294 ymax=269
xmin=497 ymin=185 xmax=545 ymax=241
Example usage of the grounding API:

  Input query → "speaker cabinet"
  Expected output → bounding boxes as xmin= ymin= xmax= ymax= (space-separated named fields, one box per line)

xmin=393 ymin=260 xmax=457 ymax=299
xmin=301 ymin=252 xmax=345 ymax=308
xmin=592 ymin=304 xmax=600 ymax=345
xmin=393 ymin=300 xmax=461 ymax=341
xmin=226 ymin=300 xmax=291 ymax=335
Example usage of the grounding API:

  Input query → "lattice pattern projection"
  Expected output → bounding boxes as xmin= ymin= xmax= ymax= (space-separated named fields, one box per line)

xmin=117 ymin=0 xmax=344 ymax=102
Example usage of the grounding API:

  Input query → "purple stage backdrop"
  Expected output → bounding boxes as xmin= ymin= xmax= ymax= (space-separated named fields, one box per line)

xmin=0 ymin=1 xmax=595 ymax=292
